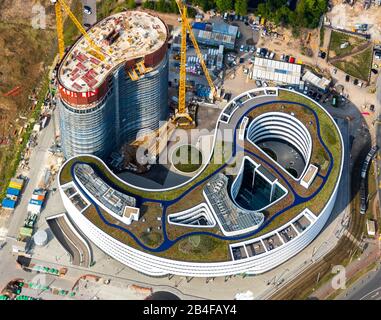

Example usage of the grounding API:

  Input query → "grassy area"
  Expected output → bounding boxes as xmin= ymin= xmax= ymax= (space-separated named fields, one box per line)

xmin=158 ymin=234 xmax=230 ymax=262
xmin=0 ymin=0 xmax=84 ymax=201
xmin=61 ymin=90 xmax=343 ymax=262
xmin=63 ymin=0 xmax=83 ymax=46
xmin=332 ymin=46 xmax=373 ymax=81
xmin=0 ymin=74 xmax=50 ymax=201
xmin=97 ymin=0 xmax=128 ymax=21
xmin=60 ymin=140 xmax=232 ymax=201
xmin=329 ymin=31 xmax=367 ymax=58
xmin=172 ymin=145 xmax=203 ymax=173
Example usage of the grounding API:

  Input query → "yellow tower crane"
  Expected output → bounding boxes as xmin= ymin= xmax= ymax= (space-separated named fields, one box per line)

xmin=51 ymin=0 xmax=107 ymax=61
xmin=174 ymin=5 xmax=193 ymax=125
xmin=174 ymin=0 xmax=217 ymax=127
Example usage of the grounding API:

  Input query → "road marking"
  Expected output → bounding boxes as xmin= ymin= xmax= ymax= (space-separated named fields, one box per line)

xmin=360 ymin=286 xmax=381 ymax=300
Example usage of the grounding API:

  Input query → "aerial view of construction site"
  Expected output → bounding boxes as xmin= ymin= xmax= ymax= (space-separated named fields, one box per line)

xmin=1 ymin=0 xmax=381 ymax=308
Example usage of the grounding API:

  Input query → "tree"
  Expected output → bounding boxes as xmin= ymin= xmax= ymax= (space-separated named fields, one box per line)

xmin=126 ymin=0 xmax=136 ymax=9
xmin=215 ymin=0 xmax=233 ymax=13
xmin=191 ymin=0 xmax=216 ymax=11
xmin=273 ymin=6 xmax=292 ymax=26
xmin=142 ymin=0 xmax=155 ymax=10
xmin=156 ymin=0 xmax=167 ymax=12
xmin=235 ymin=0 xmax=248 ymax=16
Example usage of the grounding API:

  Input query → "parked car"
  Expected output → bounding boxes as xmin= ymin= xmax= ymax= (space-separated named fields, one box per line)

xmin=289 ymin=56 xmax=295 ymax=63
xmin=83 ymin=5 xmax=92 ymax=15
xmin=318 ymin=51 xmax=326 ymax=59
xmin=240 ymin=45 xmax=245 ymax=52
xmin=345 ymin=75 xmax=350 ymax=82
xmin=371 ymin=68 xmax=378 ymax=74
xmin=263 ymin=81 xmax=269 ymax=87
xmin=269 ymin=52 xmax=275 ymax=59
xmin=255 ymin=80 xmax=262 ymax=87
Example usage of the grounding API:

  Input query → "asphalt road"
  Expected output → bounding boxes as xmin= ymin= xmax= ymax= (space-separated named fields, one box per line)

xmin=339 ymin=263 xmax=381 ymax=300
xmin=82 ymin=0 xmax=97 ymax=27
xmin=340 ymin=72 xmax=381 ymax=301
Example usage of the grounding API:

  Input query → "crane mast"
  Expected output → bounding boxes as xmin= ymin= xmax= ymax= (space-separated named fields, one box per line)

xmin=174 ymin=0 xmax=216 ymax=127
xmin=51 ymin=0 xmax=107 ymax=61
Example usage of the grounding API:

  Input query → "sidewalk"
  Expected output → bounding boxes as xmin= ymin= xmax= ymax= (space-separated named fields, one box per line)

xmin=310 ymin=237 xmax=380 ymax=299
xmin=310 ymin=195 xmax=381 ymax=300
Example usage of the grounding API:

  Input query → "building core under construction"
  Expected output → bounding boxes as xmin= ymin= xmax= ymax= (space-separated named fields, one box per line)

xmin=57 ymin=11 xmax=169 ymax=159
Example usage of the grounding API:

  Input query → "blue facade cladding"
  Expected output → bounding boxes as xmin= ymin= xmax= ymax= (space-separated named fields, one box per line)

xmin=59 ymin=54 xmax=169 ymax=159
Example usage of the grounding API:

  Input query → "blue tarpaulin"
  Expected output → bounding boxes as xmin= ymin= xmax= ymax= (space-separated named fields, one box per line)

xmin=6 ymin=187 xmax=20 ymax=196
xmin=2 ymin=198 xmax=16 ymax=209
xmin=192 ymin=22 xmax=207 ymax=30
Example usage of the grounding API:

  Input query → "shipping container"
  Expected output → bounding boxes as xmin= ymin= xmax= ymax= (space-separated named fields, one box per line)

xmin=9 ymin=182 xmax=23 ymax=190
xmin=2 ymin=198 xmax=16 ymax=209
xmin=6 ymin=188 xmax=20 ymax=196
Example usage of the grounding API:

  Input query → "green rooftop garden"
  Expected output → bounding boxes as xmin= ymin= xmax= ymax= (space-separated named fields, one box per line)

xmin=59 ymin=89 xmax=343 ymax=263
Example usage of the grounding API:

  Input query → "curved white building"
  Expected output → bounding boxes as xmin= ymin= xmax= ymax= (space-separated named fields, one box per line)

xmin=58 ymin=88 xmax=344 ymax=277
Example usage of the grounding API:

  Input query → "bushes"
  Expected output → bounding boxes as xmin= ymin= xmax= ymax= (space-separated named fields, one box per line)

xmin=126 ymin=0 xmax=137 ymax=9
xmin=256 ymin=0 xmax=328 ymax=31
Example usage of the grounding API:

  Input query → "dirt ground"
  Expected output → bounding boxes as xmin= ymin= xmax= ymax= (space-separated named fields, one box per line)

xmin=256 ymin=26 xmax=321 ymax=67
xmin=141 ymin=9 xmax=182 ymax=30
xmin=0 ymin=0 xmax=57 ymax=193
xmin=327 ymin=0 xmax=381 ymax=42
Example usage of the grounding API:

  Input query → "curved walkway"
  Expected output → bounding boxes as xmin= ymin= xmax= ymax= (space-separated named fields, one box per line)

xmin=47 ymin=213 xmax=92 ymax=267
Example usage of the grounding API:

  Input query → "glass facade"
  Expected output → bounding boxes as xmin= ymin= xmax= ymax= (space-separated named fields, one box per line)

xmin=234 ymin=159 xmax=286 ymax=211
xmin=59 ymin=54 xmax=169 ymax=159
